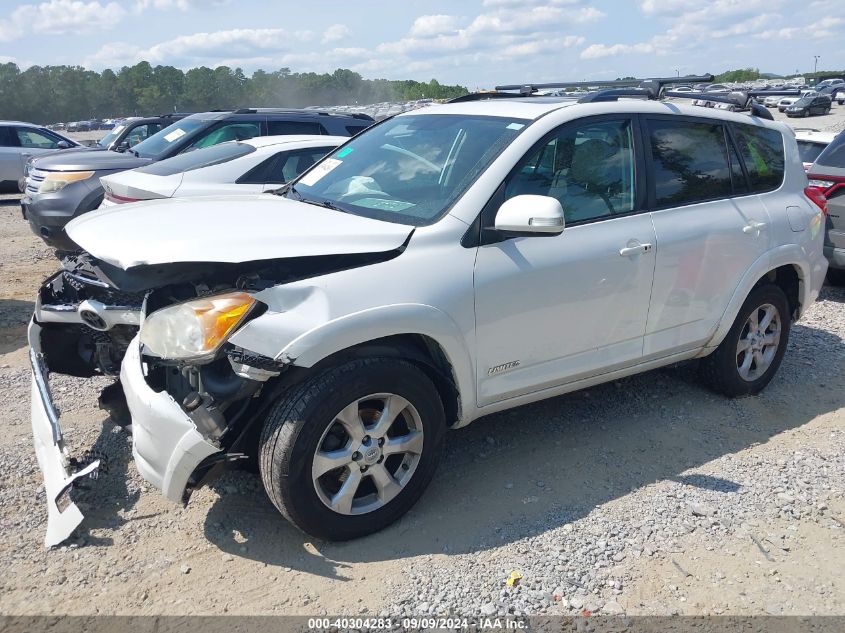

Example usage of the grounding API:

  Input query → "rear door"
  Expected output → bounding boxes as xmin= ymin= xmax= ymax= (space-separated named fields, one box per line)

xmin=0 ymin=125 xmax=21 ymax=182
xmin=14 ymin=127 xmax=64 ymax=171
xmin=643 ymin=116 xmax=774 ymax=356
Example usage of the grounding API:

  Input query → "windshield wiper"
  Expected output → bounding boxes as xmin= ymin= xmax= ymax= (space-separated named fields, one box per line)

xmin=299 ymin=197 xmax=348 ymax=213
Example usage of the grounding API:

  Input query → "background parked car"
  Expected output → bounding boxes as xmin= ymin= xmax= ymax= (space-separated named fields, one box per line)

xmin=0 ymin=121 xmax=78 ymax=191
xmin=763 ymin=95 xmax=782 ymax=108
xmin=785 ymin=95 xmax=832 ymax=117
xmin=794 ymin=128 xmax=837 ymax=171
xmin=95 ymin=114 xmax=190 ymax=152
xmin=836 ymin=90 xmax=845 ymax=106
xmin=22 ymin=108 xmax=373 ymax=251
xmin=100 ymin=135 xmax=343 ymax=206
xmin=807 ymin=130 xmax=845 ymax=284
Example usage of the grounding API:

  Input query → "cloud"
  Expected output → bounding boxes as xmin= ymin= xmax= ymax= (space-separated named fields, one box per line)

xmin=409 ymin=15 xmax=460 ymax=38
xmin=581 ymin=0 xmax=786 ymax=60
xmin=755 ymin=16 xmax=844 ymax=40
xmin=86 ymin=27 xmax=321 ymax=69
xmin=322 ymin=24 xmax=350 ymax=43
xmin=581 ymin=42 xmax=655 ymax=59
xmin=134 ymin=0 xmax=229 ymax=10
xmin=0 ymin=0 xmax=125 ymax=42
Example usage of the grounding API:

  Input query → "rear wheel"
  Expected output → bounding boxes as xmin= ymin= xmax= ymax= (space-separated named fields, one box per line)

xmin=700 ymin=284 xmax=790 ymax=397
xmin=259 ymin=358 xmax=446 ymax=540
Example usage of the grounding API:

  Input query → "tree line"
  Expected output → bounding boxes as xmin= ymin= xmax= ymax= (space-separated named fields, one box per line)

xmin=0 ymin=62 xmax=469 ymax=124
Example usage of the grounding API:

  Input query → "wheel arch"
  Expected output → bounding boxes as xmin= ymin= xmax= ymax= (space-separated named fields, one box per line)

xmin=703 ymin=247 xmax=809 ymax=353
xmin=274 ymin=304 xmax=476 ymax=427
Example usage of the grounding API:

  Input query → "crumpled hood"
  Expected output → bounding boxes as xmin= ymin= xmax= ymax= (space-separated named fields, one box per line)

xmin=66 ymin=195 xmax=414 ymax=270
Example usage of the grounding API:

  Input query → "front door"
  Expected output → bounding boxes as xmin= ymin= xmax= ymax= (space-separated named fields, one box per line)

xmin=473 ymin=117 xmax=656 ymax=406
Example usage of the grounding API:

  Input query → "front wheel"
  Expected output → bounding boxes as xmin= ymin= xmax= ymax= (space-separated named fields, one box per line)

xmin=700 ymin=284 xmax=790 ymax=397
xmin=259 ymin=358 xmax=445 ymax=540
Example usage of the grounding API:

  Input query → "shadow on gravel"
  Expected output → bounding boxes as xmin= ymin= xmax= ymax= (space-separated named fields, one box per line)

xmin=0 ymin=299 xmax=35 ymax=353
xmin=74 ymin=418 xmax=143 ymax=546
xmin=200 ymin=322 xmax=845 ymax=580
xmin=821 ymin=282 xmax=845 ymax=303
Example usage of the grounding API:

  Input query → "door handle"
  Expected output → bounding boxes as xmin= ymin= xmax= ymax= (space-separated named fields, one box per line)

xmin=742 ymin=221 xmax=767 ymax=234
xmin=619 ymin=243 xmax=652 ymax=257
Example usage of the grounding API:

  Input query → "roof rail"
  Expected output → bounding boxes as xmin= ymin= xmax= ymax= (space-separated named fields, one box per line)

xmin=577 ymin=87 xmax=652 ymax=103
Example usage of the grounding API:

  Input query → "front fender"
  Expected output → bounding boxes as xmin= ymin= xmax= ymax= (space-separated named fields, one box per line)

xmin=229 ymin=303 xmax=477 ymax=425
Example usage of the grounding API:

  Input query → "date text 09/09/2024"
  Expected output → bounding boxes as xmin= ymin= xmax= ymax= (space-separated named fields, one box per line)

xmin=307 ymin=617 xmax=527 ymax=630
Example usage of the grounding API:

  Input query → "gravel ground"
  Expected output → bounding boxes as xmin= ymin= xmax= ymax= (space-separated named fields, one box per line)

xmin=1 ymin=107 xmax=844 ymax=617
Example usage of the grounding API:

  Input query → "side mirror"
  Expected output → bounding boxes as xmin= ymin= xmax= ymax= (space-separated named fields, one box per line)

xmin=494 ymin=194 xmax=565 ymax=236
xmin=57 ymin=141 xmax=71 ymax=149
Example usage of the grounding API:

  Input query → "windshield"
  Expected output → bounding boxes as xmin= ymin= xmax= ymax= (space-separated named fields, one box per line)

xmin=292 ymin=113 xmax=528 ymax=225
xmin=797 ymin=140 xmax=826 ymax=164
xmin=97 ymin=124 xmax=126 ymax=148
xmin=792 ymin=98 xmax=812 ymax=107
xmin=136 ymin=141 xmax=256 ymax=176
xmin=132 ymin=118 xmax=209 ymax=159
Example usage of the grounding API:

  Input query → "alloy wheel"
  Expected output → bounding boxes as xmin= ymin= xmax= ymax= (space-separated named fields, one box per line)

xmin=311 ymin=393 xmax=424 ymax=515
xmin=736 ymin=303 xmax=781 ymax=382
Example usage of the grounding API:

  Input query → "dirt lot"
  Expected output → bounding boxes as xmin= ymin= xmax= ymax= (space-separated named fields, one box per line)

xmin=1 ymin=106 xmax=844 ymax=617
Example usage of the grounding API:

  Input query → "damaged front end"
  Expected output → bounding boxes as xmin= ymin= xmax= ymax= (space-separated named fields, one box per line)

xmin=31 ymin=239 xmax=409 ymax=546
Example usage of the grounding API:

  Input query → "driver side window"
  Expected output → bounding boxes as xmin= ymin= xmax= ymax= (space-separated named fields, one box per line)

xmin=505 ymin=118 xmax=635 ymax=224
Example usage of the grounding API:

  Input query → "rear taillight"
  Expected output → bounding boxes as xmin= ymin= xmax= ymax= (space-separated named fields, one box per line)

xmin=804 ymin=186 xmax=828 ymax=215
xmin=104 ymin=191 xmax=141 ymax=204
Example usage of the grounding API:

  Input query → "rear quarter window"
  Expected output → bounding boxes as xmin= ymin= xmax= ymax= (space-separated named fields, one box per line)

xmin=731 ymin=123 xmax=785 ymax=192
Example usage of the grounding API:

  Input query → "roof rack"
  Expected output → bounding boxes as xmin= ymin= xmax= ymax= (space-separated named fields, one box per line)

xmin=493 ymin=75 xmax=715 ymax=98
xmin=662 ymin=90 xmax=774 ymax=120
xmin=452 ymin=74 xmax=782 ymax=120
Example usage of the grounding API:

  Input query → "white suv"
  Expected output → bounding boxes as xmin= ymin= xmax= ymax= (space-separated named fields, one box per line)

xmin=30 ymin=94 xmax=828 ymax=545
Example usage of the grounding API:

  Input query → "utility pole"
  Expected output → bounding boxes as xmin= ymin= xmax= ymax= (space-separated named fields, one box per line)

xmin=814 ymin=55 xmax=820 ymax=77
xmin=675 ymin=68 xmax=680 ymax=77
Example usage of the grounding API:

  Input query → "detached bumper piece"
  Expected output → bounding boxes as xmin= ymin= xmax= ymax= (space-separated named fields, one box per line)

xmin=29 ymin=320 xmax=106 ymax=547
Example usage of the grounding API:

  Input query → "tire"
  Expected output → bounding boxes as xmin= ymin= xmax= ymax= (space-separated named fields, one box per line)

xmin=700 ymin=284 xmax=791 ymax=397
xmin=259 ymin=357 xmax=446 ymax=541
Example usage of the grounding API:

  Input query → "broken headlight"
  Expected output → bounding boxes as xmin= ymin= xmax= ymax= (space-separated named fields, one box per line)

xmin=140 ymin=291 xmax=258 ymax=360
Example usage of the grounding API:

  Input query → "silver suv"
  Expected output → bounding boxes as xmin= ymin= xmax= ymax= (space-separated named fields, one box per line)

xmin=30 ymin=80 xmax=828 ymax=545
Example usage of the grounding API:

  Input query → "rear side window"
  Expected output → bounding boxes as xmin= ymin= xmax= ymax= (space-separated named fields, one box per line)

xmin=0 ymin=126 xmax=16 ymax=147
xmin=731 ymin=123 xmax=785 ymax=192
xmin=238 ymin=146 xmax=335 ymax=184
xmin=647 ymin=119 xmax=732 ymax=206
xmin=267 ymin=120 xmax=324 ymax=135
xmin=815 ymin=131 xmax=845 ymax=168
xmin=137 ymin=141 xmax=256 ymax=176
xmin=797 ymin=141 xmax=827 ymax=165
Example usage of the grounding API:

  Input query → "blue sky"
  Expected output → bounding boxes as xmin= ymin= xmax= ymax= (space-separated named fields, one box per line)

xmin=0 ymin=0 xmax=843 ymax=88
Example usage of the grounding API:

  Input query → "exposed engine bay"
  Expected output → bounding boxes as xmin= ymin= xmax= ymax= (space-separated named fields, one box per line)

xmin=31 ymin=241 xmax=410 ymax=518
